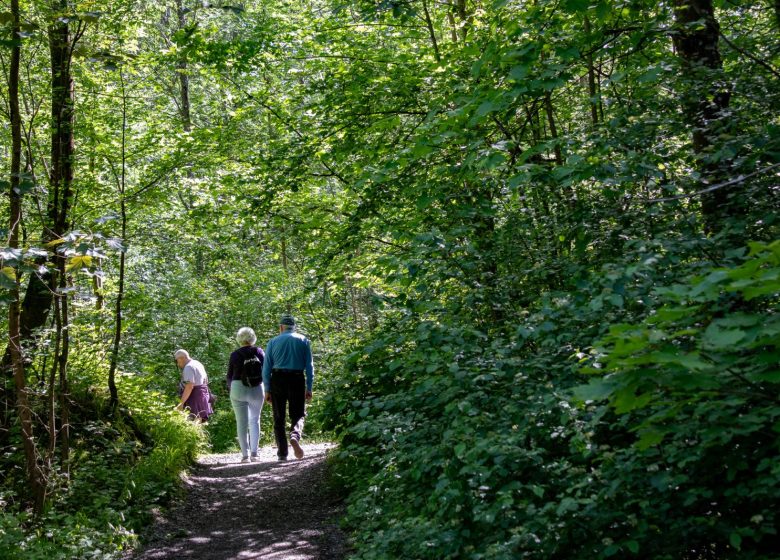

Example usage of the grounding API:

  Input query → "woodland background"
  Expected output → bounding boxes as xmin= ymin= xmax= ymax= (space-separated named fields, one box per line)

xmin=1 ymin=0 xmax=779 ymax=558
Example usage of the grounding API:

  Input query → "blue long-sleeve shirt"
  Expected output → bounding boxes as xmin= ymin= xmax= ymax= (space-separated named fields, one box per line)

xmin=262 ymin=329 xmax=314 ymax=392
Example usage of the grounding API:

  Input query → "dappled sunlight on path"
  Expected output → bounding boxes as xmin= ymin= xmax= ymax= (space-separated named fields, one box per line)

xmin=131 ymin=443 xmax=346 ymax=560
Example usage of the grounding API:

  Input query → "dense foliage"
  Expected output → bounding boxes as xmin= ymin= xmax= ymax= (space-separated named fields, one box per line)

xmin=1 ymin=0 xmax=779 ymax=558
xmin=0 ymin=348 xmax=205 ymax=558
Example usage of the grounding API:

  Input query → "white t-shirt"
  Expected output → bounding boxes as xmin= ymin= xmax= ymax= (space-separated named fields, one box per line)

xmin=182 ymin=359 xmax=208 ymax=386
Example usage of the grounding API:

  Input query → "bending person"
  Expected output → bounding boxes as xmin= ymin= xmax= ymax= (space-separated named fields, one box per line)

xmin=262 ymin=314 xmax=314 ymax=461
xmin=228 ymin=327 xmax=266 ymax=463
xmin=175 ymin=349 xmax=213 ymax=422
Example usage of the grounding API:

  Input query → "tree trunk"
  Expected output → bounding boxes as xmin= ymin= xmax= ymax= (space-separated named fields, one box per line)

xmin=57 ymin=273 xmax=70 ymax=468
xmin=47 ymin=0 xmax=78 ymax=473
xmin=49 ymin=4 xmax=76 ymax=238
xmin=1 ymin=271 xmax=52 ymax=411
xmin=421 ymin=0 xmax=442 ymax=63
xmin=8 ymin=0 xmax=47 ymax=513
xmin=544 ymin=91 xmax=563 ymax=166
xmin=583 ymin=15 xmax=599 ymax=126
xmin=673 ymin=0 xmax=733 ymax=233
xmin=176 ymin=0 xmax=192 ymax=132
xmin=456 ymin=0 xmax=470 ymax=40
xmin=446 ymin=3 xmax=458 ymax=43
xmin=93 ymin=258 xmax=104 ymax=310
xmin=108 ymin=71 xmax=129 ymax=412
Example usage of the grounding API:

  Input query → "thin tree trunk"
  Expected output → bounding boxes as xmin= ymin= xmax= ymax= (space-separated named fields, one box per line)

xmin=47 ymin=308 xmax=58 ymax=458
xmin=176 ymin=0 xmax=192 ymax=131
xmin=584 ymin=15 xmax=599 ymax=126
xmin=9 ymin=0 xmax=47 ymax=513
xmin=544 ymin=92 xmax=563 ymax=166
xmin=281 ymin=234 xmax=292 ymax=315
xmin=446 ymin=3 xmax=458 ymax=43
xmin=1 ymin=273 xmax=52 ymax=405
xmin=421 ymin=0 xmax=442 ymax=63
xmin=456 ymin=0 xmax=470 ymax=40
xmin=49 ymin=286 xmax=61 ymax=455
xmin=108 ymin=71 xmax=128 ymax=412
xmin=175 ymin=0 xmax=197 ymax=211
xmin=93 ymin=258 xmax=104 ymax=310
xmin=57 ymin=271 xmax=70 ymax=468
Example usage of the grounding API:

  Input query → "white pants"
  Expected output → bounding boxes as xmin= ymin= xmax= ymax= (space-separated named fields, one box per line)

xmin=229 ymin=381 xmax=265 ymax=457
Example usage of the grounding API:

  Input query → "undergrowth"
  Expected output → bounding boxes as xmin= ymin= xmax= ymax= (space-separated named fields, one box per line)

xmin=0 ymin=363 xmax=206 ymax=559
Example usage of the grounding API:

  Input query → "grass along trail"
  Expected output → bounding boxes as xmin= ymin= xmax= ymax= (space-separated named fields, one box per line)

xmin=130 ymin=442 xmax=347 ymax=560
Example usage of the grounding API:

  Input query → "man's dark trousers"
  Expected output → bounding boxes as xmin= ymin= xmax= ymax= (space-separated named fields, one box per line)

xmin=270 ymin=369 xmax=306 ymax=459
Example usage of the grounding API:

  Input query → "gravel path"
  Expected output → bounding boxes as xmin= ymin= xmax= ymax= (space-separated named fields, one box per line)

xmin=130 ymin=443 xmax=348 ymax=560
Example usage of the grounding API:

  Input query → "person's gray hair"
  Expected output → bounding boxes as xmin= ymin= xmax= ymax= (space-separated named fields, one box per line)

xmin=174 ymin=349 xmax=190 ymax=360
xmin=236 ymin=327 xmax=257 ymax=346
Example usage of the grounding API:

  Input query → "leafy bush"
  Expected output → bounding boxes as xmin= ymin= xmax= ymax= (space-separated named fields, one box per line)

xmin=574 ymin=240 xmax=780 ymax=558
xmin=0 ymin=361 xmax=206 ymax=559
xmin=324 ymin=240 xmax=780 ymax=559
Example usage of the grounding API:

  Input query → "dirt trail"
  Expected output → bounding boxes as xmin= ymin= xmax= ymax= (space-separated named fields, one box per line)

xmin=130 ymin=443 xmax=348 ymax=560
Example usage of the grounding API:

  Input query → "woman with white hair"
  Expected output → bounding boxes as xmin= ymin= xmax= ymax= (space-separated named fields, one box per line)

xmin=227 ymin=327 xmax=266 ymax=462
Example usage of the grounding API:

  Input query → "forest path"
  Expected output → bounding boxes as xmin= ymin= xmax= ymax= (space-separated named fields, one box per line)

xmin=130 ymin=442 xmax=348 ymax=560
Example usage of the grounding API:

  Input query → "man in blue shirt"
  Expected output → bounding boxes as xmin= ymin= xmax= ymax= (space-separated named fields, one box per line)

xmin=263 ymin=314 xmax=314 ymax=460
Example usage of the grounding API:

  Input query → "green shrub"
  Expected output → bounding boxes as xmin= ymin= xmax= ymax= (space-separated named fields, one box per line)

xmin=205 ymin=408 xmax=241 ymax=453
xmin=574 ymin=240 xmax=780 ymax=558
xmin=1 ymin=362 xmax=207 ymax=559
xmin=323 ymin=240 xmax=780 ymax=560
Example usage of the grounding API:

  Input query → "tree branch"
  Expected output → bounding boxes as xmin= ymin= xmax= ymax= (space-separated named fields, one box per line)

xmin=646 ymin=163 xmax=780 ymax=204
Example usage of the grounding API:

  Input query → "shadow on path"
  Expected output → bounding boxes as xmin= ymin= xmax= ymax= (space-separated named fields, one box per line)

xmin=131 ymin=443 xmax=347 ymax=560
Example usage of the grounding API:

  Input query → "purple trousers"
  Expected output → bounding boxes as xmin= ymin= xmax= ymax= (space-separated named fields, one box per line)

xmin=183 ymin=384 xmax=213 ymax=421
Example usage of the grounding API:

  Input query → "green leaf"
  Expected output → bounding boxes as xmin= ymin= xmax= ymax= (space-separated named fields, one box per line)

xmin=509 ymin=65 xmax=528 ymax=81
xmin=595 ymin=0 xmax=611 ymax=21
xmin=635 ymin=429 xmax=665 ymax=450
xmin=702 ymin=323 xmax=746 ymax=349
xmin=475 ymin=101 xmax=498 ymax=117
xmin=572 ymin=379 xmax=615 ymax=401
xmin=14 ymin=178 xmax=35 ymax=195
xmin=562 ymin=0 xmax=589 ymax=12
xmin=613 ymin=389 xmax=653 ymax=414
xmin=729 ymin=532 xmax=742 ymax=550
xmin=743 ymin=283 xmax=780 ymax=300
xmin=637 ymin=65 xmax=663 ymax=83
xmin=753 ymin=370 xmax=780 ymax=383
xmin=416 ymin=195 xmax=433 ymax=210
